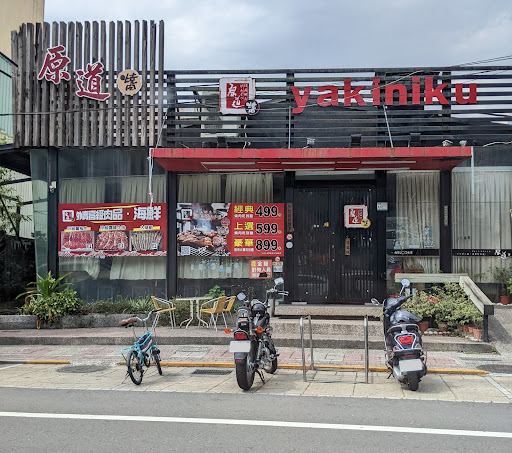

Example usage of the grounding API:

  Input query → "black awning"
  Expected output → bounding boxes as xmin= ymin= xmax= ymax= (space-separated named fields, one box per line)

xmin=0 ymin=145 xmax=31 ymax=175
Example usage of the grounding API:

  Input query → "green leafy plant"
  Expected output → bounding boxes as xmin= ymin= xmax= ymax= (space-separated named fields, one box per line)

xmin=17 ymin=271 xmax=72 ymax=300
xmin=205 ymin=285 xmax=225 ymax=299
xmin=16 ymin=272 xmax=81 ymax=326
xmin=402 ymin=283 xmax=482 ymax=329
xmin=493 ymin=266 xmax=512 ymax=296
xmin=19 ymin=288 xmax=80 ymax=324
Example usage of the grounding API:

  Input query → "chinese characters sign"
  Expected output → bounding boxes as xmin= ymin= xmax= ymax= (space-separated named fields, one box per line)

xmin=38 ymin=46 xmax=142 ymax=100
xmin=177 ymin=203 xmax=284 ymax=257
xmin=219 ymin=77 xmax=256 ymax=115
xmin=117 ymin=70 xmax=142 ymax=95
xmin=250 ymin=260 xmax=272 ymax=279
xmin=59 ymin=203 xmax=167 ymax=257
xmin=344 ymin=205 xmax=369 ymax=228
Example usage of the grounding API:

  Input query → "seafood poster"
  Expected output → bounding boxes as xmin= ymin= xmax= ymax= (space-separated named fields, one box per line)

xmin=58 ymin=203 xmax=167 ymax=257
xmin=177 ymin=203 xmax=284 ymax=257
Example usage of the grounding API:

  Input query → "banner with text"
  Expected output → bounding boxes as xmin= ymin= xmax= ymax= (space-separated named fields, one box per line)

xmin=177 ymin=203 xmax=284 ymax=257
xmin=58 ymin=203 xmax=167 ymax=257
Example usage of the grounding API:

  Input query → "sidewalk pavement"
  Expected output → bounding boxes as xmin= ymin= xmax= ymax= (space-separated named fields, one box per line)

xmin=1 ymin=327 xmax=512 ymax=403
xmin=0 ymin=326 xmax=512 ymax=374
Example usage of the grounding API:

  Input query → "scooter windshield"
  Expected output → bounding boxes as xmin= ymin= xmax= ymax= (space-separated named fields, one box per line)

xmin=391 ymin=309 xmax=421 ymax=324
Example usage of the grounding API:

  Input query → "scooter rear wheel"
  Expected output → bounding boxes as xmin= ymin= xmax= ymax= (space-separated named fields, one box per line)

xmin=407 ymin=372 xmax=419 ymax=391
xmin=235 ymin=355 xmax=255 ymax=390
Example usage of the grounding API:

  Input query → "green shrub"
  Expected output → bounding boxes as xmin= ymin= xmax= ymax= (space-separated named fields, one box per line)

xmin=19 ymin=288 xmax=80 ymax=323
xmin=402 ymin=284 xmax=482 ymax=329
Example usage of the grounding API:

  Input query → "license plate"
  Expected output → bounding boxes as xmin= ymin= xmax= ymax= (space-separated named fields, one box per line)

xmin=229 ymin=341 xmax=251 ymax=353
xmin=399 ymin=358 xmax=423 ymax=373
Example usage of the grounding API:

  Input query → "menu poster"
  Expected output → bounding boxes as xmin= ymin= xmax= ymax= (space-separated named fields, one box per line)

xmin=177 ymin=203 xmax=284 ymax=257
xmin=58 ymin=203 xmax=167 ymax=257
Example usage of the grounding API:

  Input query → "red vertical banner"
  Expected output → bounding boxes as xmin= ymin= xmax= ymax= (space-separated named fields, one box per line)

xmin=229 ymin=203 xmax=284 ymax=256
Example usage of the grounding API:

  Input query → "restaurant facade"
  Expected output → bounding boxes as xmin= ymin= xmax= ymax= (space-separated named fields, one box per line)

xmin=6 ymin=21 xmax=512 ymax=304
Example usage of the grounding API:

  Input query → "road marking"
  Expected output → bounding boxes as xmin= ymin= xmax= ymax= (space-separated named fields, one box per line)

xmin=0 ymin=412 xmax=511 ymax=439
xmin=0 ymin=364 xmax=22 ymax=371
xmin=485 ymin=376 xmax=512 ymax=400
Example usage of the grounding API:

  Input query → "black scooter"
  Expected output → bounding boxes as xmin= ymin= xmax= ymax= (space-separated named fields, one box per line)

xmin=227 ymin=277 xmax=288 ymax=390
xmin=371 ymin=278 xmax=427 ymax=391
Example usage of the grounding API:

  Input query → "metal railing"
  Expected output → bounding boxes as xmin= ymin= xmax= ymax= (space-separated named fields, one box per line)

xmin=300 ymin=315 xmax=369 ymax=383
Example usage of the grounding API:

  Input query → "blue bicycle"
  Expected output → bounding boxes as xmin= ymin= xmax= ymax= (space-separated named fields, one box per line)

xmin=120 ymin=309 xmax=163 ymax=385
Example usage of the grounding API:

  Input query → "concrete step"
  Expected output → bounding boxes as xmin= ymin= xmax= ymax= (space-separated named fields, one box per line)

xmin=272 ymin=318 xmax=383 ymax=336
xmin=0 ymin=325 xmax=495 ymax=353
xmin=274 ymin=304 xmax=381 ymax=319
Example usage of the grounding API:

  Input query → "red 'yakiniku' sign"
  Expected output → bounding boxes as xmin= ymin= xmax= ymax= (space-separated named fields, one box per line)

xmin=344 ymin=204 xmax=368 ymax=228
xmin=58 ymin=203 xmax=167 ymax=257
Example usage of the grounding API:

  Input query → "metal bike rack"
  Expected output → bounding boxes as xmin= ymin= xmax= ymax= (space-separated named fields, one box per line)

xmin=300 ymin=315 xmax=370 ymax=384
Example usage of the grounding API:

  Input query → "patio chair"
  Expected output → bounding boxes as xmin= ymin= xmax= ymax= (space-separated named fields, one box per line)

xmin=151 ymin=296 xmax=177 ymax=328
xmin=199 ymin=295 xmax=227 ymax=331
xmin=222 ymin=295 xmax=237 ymax=325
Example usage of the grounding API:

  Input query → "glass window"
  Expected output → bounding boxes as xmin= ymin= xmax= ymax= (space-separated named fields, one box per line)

xmin=58 ymin=148 xmax=167 ymax=302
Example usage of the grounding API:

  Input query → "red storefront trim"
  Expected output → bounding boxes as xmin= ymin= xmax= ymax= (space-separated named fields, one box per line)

xmin=152 ymin=146 xmax=472 ymax=172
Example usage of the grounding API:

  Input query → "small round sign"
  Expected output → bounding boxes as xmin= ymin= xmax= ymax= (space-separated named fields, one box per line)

xmin=275 ymin=256 xmax=281 ymax=262
xmin=286 ymin=233 xmax=293 ymax=241
xmin=361 ymin=219 xmax=371 ymax=228
xmin=286 ymin=241 xmax=293 ymax=249
xmin=244 ymin=99 xmax=260 ymax=115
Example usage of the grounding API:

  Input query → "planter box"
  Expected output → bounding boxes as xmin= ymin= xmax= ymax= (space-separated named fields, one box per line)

xmin=0 ymin=315 xmax=36 ymax=330
xmin=0 ymin=313 xmax=143 ymax=329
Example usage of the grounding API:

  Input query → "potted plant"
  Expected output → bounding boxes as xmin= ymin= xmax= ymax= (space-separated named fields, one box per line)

xmin=493 ymin=266 xmax=512 ymax=305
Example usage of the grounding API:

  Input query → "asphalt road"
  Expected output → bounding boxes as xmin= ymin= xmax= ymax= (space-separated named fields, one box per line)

xmin=1 ymin=387 xmax=511 ymax=453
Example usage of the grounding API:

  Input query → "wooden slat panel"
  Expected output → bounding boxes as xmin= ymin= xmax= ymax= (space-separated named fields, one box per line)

xmin=24 ymin=23 xmax=34 ymax=147
xmin=98 ymin=21 xmax=107 ymax=147
xmin=33 ymin=23 xmax=42 ymax=146
xmin=140 ymin=20 xmax=148 ymax=147
xmin=66 ymin=22 xmax=75 ymax=147
xmin=149 ymin=20 xmax=156 ymax=147
xmin=115 ymin=20 xmax=123 ymax=147
xmin=48 ymin=22 xmax=58 ymax=147
xmin=90 ymin=21 xmax=99 ymax=147
xmin=132 ymin=20 xmax=140 ymax=147
xmin=73 ymin=22 xmax=83 ymax=147
xmin=82 ymin=22 xmax=90 ymax=148
xmin=40 ymin=23 xmax=50 ymax=147
xmin=124 ymin=20 xmax=131 ymax=145
xmin=157 ymin=20 xmax=164 ymax=147
xmin=107 ymin=21 xmax=115 ymax=147
xmin=57 ymin=22 xmax=66 ymax=147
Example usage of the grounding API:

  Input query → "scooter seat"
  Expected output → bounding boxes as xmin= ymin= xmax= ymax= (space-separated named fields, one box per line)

xmin=387 ymin=323 xmax=419 ymax=334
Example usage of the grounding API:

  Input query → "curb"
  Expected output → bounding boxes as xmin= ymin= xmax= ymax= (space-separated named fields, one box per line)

xmin=1 ymin=359 xmax=489 ymax=376
xmin=118 ymin=360 xmax=489 ymax=376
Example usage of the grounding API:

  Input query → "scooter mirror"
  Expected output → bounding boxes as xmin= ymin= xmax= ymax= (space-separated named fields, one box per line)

xmin=371 ymin=298 xmax=381 ymax=305
xmin=401 ymin=278 xmax=410 ymax=288
xmin=236 ymin=292 xmax=246 ymax=300
xmin=274 ymin=277 xmax=284 ymax=286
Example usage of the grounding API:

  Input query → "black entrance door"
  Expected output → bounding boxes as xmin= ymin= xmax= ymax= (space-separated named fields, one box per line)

xmin=293 ymin=185 xmax=377 ymax=303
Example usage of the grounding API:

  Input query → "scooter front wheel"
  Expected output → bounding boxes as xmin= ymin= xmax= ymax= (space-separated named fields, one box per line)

xmin=407 ymin=372 xmax=419 ymax=391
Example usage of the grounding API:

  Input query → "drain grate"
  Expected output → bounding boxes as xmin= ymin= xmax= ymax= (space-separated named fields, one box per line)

xmin=57 ymin=365 xmax=109 ymax=373
xmin=191 ymin=369 xmax=232 ymax=376
xmin=476 ymin=364 xmax=512 ymax=374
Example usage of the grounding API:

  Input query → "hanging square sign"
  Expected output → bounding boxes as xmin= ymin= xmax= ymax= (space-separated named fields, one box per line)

xmin=344 ymin=205 xmax=368 ymax=228
xmin=219 ymin=77 xmax=256 ymax=114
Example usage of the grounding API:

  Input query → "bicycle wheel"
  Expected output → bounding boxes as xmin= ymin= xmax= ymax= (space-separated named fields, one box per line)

xmin=152 ymin=348 xmax=163 ymax=375
xmin=127 ymin=350 xmax=143 ymax=385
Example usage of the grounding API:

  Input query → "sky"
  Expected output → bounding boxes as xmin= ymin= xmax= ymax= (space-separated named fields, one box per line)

xmin=44 ymin=0 xmax=512 ymax=70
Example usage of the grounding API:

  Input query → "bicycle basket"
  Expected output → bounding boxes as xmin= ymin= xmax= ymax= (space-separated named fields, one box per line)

xmin=137 ymin=332 xmax=153 ymax=354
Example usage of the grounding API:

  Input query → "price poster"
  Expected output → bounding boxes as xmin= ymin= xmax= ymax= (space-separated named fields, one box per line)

xmin=177 ymin=203 xmax=284 ymax=257
xmin=229 ymin=203 xmax=285 ymax=257
xmin=59 ymin=203 xmax=167 ymax=257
